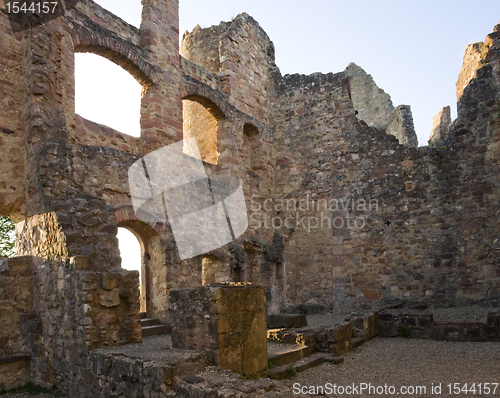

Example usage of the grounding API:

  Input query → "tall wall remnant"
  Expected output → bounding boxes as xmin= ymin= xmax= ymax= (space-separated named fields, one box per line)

xmin=0 ymin=1 xmax=499 ymax=394
xmin=345 ymin=63 xmax=418 ymax=146
xmin=429 ymin=106 xmax=452 ymax=144
xmin=344 ymin=62 xmax=395 ymax=129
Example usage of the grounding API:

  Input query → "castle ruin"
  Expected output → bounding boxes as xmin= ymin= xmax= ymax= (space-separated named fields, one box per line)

xmin=0 ymin=0 xmax=499 ymax=395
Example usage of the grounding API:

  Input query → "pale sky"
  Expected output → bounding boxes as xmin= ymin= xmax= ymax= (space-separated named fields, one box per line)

xmin=74 ymin=0 xmax=500 ymax=271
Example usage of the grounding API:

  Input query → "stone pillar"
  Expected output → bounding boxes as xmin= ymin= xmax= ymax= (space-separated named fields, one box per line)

xmin=169 ymin=283 xmax=267 ymax=376
xmin=140 ymin=0 xmax=183 ymax=150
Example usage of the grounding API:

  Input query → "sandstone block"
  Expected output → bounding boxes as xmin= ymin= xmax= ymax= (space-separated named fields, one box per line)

xmin=169 ymin=284 xmax=267 ymax=376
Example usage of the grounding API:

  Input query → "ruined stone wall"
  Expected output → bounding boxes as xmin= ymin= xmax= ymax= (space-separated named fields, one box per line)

xmin=0 ymin=0 xmax=26 ymax=220
xmin=270 ymin=24 xmax=500 ymax=311
xmin=74 ymin=115 xmax=140 ymax=155
xmin=0 ymin=257 xmax=33 ymax=390
xmin=456 ymin=42 xmax=488 ymax=102
xmin=345 ymin=63 xmax=418 ymax=147
xmin=0 ymin=2 xmax=500 ymax=394
xmin=170 ymin=284 xmax=267 ymax=375
xmin=0 ymin=0 xmax=184 ymax=391
xmin=271 ymin=72 xmax=354 ymax=311
xmin=344 ymin=63 xmax=394 ymax=129
xmin=27 ymin=255 xmax=141 ymax=392
xmin=182 ymin=13 xmax=279 ymax=125
xmin=429 ymin=106 xmax=451 ymax=144
xmin=385 ymin=105 xmax=418 ymax=147
xmin=181 ymin=23 xmax=228 ymax=74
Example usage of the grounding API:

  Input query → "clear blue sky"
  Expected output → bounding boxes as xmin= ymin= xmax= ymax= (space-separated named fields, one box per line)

xmin=76 ymin=1 xmax=500 ymax=271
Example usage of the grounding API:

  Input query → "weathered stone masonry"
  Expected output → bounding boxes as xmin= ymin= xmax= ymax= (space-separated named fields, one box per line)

xmin=0 ymin=0 xmax=499 ymax=394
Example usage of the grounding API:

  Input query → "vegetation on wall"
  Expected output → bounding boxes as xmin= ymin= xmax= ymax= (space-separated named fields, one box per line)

xmin=0 ymin=216 xmax=15 ymax=258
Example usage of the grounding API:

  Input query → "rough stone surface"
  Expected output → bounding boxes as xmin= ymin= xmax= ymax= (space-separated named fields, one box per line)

xmin=267 ymin=314 xmax=307 ymax=329
xmin=456 ymin=42 xmax=488 ymax=102
xmin=0 ymin=257 xmax=33 ymax=390
xmin=345 ymin=62 xmax=394 ymax=129
xmin=169 ymin=284 xmax=268 ymax=375
xmin=378 ymin=309 xmax=500 ymax=341
xmin=429 ymin=106 xmax=451 ymax=144
xmin=385 ymin=105 xmax=419 ymax=146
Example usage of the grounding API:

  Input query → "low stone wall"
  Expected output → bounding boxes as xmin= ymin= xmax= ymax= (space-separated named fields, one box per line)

xmin=378 ymin=309 xmax=500 ymax=341
xmin=88 ymin=342 xmax=212 ymax=397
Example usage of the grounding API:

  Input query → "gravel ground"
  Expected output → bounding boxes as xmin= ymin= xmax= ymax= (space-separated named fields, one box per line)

xmin=268 ymin=337 xmax=500 ymax=397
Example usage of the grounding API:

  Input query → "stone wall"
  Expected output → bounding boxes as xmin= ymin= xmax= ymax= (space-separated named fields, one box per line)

xmin=182 ymin=13 xmax=279 ymax=125
xmin=0 ymin=0 xmax=26 ymax=221
xmin=181 ymin=23 xmax=227 ymax=74
xmin=456 ymin=42 xmax=488 ymax=102
xmin=385 ymin=105 xmax=418 ymax=147
xmin=345 ymin=62 xmax=394 ymax=129
xmin=429 ymin=106 xmax=451 ymax=144
xmin=0 ymin=257 xmax=33 ymax=390
xmin=345 ymin=63 xmax=418 ymax=146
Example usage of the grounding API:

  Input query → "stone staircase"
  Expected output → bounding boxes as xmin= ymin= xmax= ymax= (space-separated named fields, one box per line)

xmin=140 ymin=312 xmax=169 ymax=337
xmin=266 ymin=342 xmax=343 ymax=380
xmin=266 ymin=314 xmax=343 ymax=380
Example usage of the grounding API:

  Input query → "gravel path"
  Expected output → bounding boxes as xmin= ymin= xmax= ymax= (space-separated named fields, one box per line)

xmin=268 ymin=337 xmax=500 ymax=397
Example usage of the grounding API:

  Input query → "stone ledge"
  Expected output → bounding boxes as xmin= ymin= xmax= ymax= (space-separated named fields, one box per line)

xmin=0 ymin=354 xmax=31 ymax=365
xmin=377 ymin=309 xmax=500 ymax=341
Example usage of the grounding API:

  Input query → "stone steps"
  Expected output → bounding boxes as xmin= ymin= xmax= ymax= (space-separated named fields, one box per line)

xmin=266 ymin=340 xmax=344 ymax=380
xmin=268 ymin=345 xmax=313 ymax=367
xmin=271 ymin=353 xmax=329 ymax=380
xmin=140 ymin=317 xmax=169 ymax=337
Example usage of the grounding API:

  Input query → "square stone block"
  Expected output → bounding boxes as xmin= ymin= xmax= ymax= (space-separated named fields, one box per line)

xmin=169 ymin=283 xmax=267 ymax=375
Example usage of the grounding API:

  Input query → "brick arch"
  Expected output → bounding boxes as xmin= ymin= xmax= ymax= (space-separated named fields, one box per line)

xmin=182 ymin=94 xmax=226 ymax=122
xmin=114 ymin=206 xmax=162 ymax=243
xmin=181 ymin=80 xmax=231 ymax=121
xmin=71 ymin=30 xmax=156 ymax=87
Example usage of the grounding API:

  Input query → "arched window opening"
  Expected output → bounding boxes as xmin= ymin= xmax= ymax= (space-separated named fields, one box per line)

xmin=243 ymin=124 xmax=260 ymax=171
xmin=92 ymin=0 xmax=142 ymax=28
xmin=201 ymin=255 xmax=229 ymax=285
xmin=117 ymin=227 xmax=143 ymax=309
xmin=183 ymin=98 xmax=220 ymax=164
xmin=75 ymin=53 xmax=142 ymax=137
xmin=0 ymin=216 xmax=16 ymax=258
